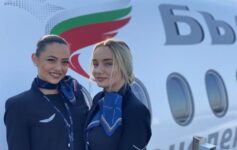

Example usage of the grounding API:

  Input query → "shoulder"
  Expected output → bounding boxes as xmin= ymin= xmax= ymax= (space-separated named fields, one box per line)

xmin=5 ymin=90 xmax=35 ymax=108
xmin=125 ymin=90 xmax=147 ymax=110
xmin=4 ymin=90 xmax=35 ymax=122
xmin=122 ymin=91 xmax=151 ymax=138
xmin=124 ymin=91 xmax=151 ymax=120
xmin=5 ymin=88 xmax=43 ymax=116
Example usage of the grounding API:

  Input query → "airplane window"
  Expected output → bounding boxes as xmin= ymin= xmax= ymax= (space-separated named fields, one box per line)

xmin=205 ymin=70 xmax=228 ymax=117
xmin=130 ymin=78 xmax=152 ymax=113
xmin=166 ymin=73 xmax=194 ymax=126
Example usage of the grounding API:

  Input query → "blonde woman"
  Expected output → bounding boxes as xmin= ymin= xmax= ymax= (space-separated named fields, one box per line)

xmin=85 ymin=39 xmax=151 ymax=150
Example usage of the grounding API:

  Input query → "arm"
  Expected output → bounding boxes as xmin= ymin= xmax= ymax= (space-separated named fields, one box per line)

xmin=118 ymin=105 xmax=152 ymax=150
xmin=4 ymin=99 xmax=31 ymax=150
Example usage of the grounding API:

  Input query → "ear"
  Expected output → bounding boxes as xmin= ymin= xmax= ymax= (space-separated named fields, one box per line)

xmin=32 ymin=53 xmax=38 ymax=66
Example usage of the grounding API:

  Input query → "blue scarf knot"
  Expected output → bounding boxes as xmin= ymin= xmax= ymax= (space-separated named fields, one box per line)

xmin=35 ymin=75 xmax=82 ymax=104
xmin=87 ymin=92 xmax=123 ymax=136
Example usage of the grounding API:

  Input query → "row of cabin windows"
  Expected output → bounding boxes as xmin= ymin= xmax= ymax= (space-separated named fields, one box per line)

xmin=166 ymin=69 xmax=228 ymax=126
xmin=82 ymin=69 xmax=228 ymax=127
xmin=131 ymin=70 xmax=228 ymax=126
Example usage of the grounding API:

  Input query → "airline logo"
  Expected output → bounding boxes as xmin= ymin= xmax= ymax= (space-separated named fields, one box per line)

xmin=46 ymin=2 xmax=132 ymax=78
xmin=4 ymin=0 xmax=132 ymax=79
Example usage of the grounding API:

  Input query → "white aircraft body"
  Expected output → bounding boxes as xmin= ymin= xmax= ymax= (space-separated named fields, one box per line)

xmin=1 ymin=0 xmax=237 ymax=149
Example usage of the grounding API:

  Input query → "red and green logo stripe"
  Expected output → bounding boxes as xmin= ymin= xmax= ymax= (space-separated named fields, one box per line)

xmin=50 ymin=6 xmax=132 ymax=78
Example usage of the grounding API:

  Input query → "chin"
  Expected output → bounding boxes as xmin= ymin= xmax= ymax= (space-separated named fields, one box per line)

xmin=47 ymin=78 xmax=62 ymax=84
xmin=48 ymin=81 xmax=60 ymax=84
xmin=96 ymin=83 xmax=108 ymax=89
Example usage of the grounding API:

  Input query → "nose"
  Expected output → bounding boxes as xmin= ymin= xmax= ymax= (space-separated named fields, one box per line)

xmin=54 ymin=61 xmax=63 ymax=71
xmin=94 ymin=64 xmax=104 ymax=74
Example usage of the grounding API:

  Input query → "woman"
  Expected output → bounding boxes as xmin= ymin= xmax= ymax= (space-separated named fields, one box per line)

xmin=85 ymin=39 xmax=151 ymax=150
xmin=4 ymin=35 xmax=89 ymax=150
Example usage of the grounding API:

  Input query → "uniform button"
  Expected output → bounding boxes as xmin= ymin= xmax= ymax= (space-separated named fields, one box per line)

xmin=68 ymin=143 xmax=70 ymax=147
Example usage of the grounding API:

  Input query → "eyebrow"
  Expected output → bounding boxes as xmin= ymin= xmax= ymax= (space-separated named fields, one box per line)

xmin=103 ymin=59 xmax=113 ymax=61
xmin=93 ymin=58 xmax=113 ymax=61
xmin=47 ymin=56 xmax=69 ymax=60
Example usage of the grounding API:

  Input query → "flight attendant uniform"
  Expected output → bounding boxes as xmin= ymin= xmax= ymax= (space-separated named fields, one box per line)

xmin=4 ymin=78 xmax=89 ymax=150
xmin=85 ymin=85 xmax=151 ymax=150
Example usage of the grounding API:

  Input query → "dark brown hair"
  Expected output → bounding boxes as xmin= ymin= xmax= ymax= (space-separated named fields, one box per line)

xmin=36 ymin=34 xmax=69 ymax=57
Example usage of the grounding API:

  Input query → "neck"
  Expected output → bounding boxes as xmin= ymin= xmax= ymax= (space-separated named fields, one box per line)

xmin=105 ymin=80 xmax=126 ymax=92
xmin=39 ymin=88 xmax=59 ymax=95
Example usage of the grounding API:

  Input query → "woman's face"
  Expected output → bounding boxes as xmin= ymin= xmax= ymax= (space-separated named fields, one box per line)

xmin=32 ymin=43 xmax=70 ymax=84
xmin=92 ymin=46 xmax=125 ymax=92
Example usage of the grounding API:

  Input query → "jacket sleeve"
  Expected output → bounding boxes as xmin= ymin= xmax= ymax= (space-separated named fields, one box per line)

xmin=118 ymin=105 xmax=152 ymax=150
xmin=4 ymin=99 xmax=31 ymax=150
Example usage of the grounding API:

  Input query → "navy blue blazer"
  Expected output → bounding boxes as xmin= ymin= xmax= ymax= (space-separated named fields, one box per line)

xmin=4 ymin=81 xmax=89 ymax=150
xmin=85 ymin=85 xmax=152 ymax=150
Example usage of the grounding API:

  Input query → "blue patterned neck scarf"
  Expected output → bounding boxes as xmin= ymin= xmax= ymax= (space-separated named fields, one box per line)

xmin=87 ymin=92 xmax=123 ymax=136
xmin=35 ymin=75 xmax=82 ymax=104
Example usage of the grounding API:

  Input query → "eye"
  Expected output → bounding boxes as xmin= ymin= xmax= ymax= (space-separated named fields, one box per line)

xmin=105 ymin=62 xmax=113 ymax=67
xmin=93 ymin=62 xmax=98 ymax=68
xmin=62 ymin=60 xmax=69 ymax=65
xmin=46 ymin=58 xmax=56 ymax=63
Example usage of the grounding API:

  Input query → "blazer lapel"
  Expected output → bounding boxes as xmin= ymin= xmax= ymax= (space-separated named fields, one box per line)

xmin=84 ymin=92 xmax=104 ymax=139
